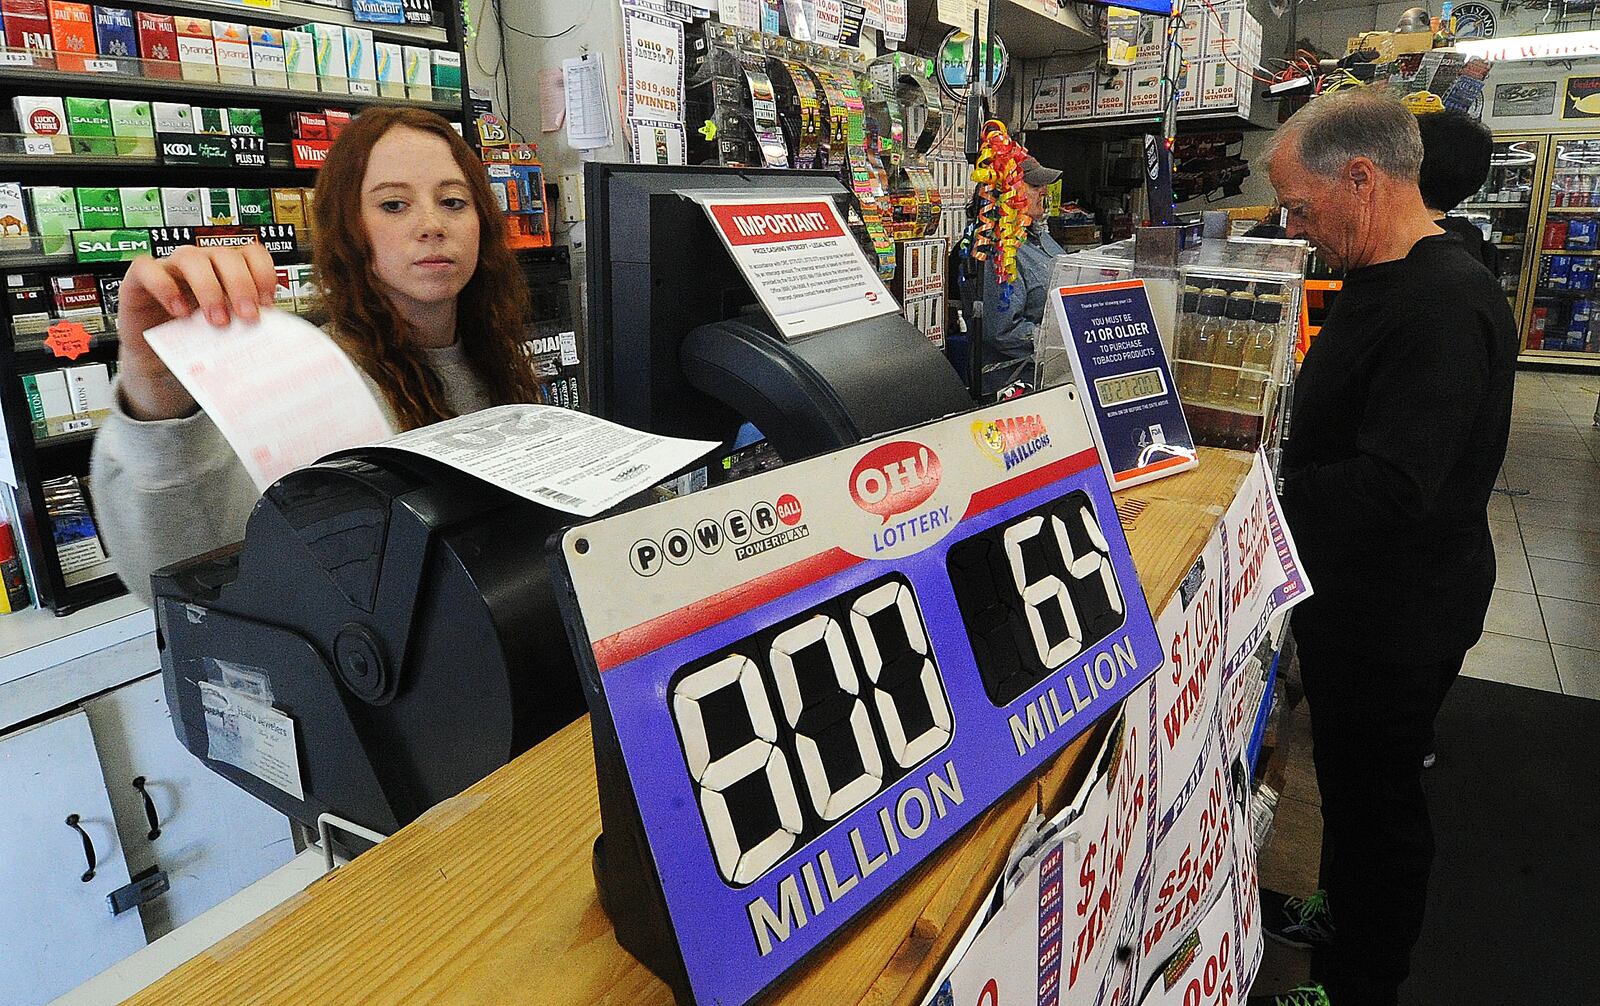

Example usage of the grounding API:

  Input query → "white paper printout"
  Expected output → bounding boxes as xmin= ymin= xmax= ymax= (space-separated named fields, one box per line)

xmin=143 ymin=309 xmax=394 ymax=491
xmin=370 ymin=404 xmax=717 ymax=517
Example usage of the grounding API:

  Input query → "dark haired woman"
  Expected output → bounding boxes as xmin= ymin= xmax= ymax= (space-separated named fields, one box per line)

xmin=93 ymin=107 xmax=543 ymax=598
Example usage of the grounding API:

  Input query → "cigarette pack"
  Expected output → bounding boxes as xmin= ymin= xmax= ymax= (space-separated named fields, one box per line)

xmin=192 ymin=106 xmax=229 ymax=135
xmin=283 ymin=28 xmax=316 ymax=91
xmin=42 ymin=474 xmax=110 ymax=579
xmin=271 ymin=187 xmax=306 ymax=229
xmin=324 ymin=108 xmax=352 ymax=138
xmin=92 ymin=5 xmax=134 ymax=57
xmin=236 ymin=188 xmax=273 ymax=225
xmin=152 ymin=100 xmax=191 ymax=133
xmin=27 ymin=186 xmax=78 ymax=254
xmin=211 ymin=20 xmax=251 ymax=85
xmin=68 ymin=362 xmax=114 ymax=424
xmin=50 ymin=273 xmax=103 ymax=332
xmin=74 ymin=187 xmax=121 ymax=228
xmin=307 ymin=22 xmax=347 ymax=86
xmin=228 ymin=107 xmax=263 ymax=136
xmin=30 ymin=372 xmax=74 ymax=438
xmin=248 ymin=25 xmax=286 ymax=88
xmin=293 ymin=110 xmax=328 ymax=139
xmin=432 ymin=49 xmax=461 ymax=90
xmin=6 ymin=273 xmax=51 ymax=338
xmin=109 ymin=98 xmax=153 ymax=155
xmin=47 ymin=0 xmax=95 ymax=70
xmin=204 ymin=187 xmax=238 ymax=225
xmin=376 ymin=40 xmax=404 ymax=98
xmin=344 ymin=25 xmax=375 ymax=94
xmin=136 ymin=10 xmax=179 ymax=78
xmin=118 ymin=186 xmax=162 ymax=226
xmin=2 ymin=0 xmax=52 ymax=55
xmin=64 ymin=95 xmax=114 ymax=155
xmin=97 ymin=274 xmax=120 ymax=315
xmin=173 ymin=15 xmax=217 ymax=82
xmin=403 ymin=44 xmax=430 ymax=98
xmin=160 ymin=186 xmax=203 ymax=225
xmin=273 ymin=265 xmax=296 ymax=309
xmin=14 ymin=95 xmax=70 ymax=153
xmin=0 ymin=182 xmax=28 ymax=247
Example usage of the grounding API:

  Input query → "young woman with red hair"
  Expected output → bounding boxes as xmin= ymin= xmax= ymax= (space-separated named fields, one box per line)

xmin=92 ymin=107 xmax=544 ymax=598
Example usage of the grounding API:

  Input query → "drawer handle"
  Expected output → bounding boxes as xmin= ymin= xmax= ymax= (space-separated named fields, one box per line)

xmin=132 ymin=777 xmax=162 ymax=840
xmin=64 ymin=814 xmax=96 ymax=883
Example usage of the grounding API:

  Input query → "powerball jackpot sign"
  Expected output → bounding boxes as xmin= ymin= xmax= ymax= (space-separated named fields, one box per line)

xmin=699 ymin=194 xmax=899 ymax=339
xmin=556 ymin=385 xmax=1164 ymax=1006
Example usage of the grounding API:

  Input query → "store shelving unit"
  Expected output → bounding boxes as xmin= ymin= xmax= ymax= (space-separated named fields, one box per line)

xmin=0 ymin=1 xmax=472 ymax=614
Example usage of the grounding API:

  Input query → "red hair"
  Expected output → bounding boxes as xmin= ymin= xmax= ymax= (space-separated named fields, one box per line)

xmin=310 ymin=106 xmax=539 ymax=429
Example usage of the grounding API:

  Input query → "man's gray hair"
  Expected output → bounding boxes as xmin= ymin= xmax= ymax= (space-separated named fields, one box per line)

xmin=1269 ymin=89 xmax=1424 ymax=179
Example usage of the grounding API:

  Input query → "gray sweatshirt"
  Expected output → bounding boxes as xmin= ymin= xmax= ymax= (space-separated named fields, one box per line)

xmin=90 ymin=341 xmax=493 ymax=603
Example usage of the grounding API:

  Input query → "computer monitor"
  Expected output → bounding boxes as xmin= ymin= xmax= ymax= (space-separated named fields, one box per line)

xmin=583 ymin=163 xmax=970 ymax=462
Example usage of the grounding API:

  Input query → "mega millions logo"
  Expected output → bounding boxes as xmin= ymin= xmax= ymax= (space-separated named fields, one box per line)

xmin=972 ymin=414 xmax=1051 ymax=471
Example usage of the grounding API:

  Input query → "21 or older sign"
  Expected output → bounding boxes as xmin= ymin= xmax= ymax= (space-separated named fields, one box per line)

xmin=556 ymin=384 xmax=1163 ymax=1006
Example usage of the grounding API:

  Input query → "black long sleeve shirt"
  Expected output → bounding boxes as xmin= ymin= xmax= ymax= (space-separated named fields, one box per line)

xmin=1282 ymin=234 xmax=1518 ymax=661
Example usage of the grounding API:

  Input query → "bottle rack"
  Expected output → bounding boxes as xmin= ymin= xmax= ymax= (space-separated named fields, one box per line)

xmin=0 ymin=0 xmax=472 ymax=614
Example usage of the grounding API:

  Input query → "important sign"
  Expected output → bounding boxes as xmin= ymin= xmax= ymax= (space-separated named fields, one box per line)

xmin=699 ymin=194 xmax=898 ymax=340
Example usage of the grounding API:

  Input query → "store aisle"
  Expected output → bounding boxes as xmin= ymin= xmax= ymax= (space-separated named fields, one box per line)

xmin=1473 ymin=370 xmax=1600 ymax=697
xmin=1251 ymin=370 xmax=1600 ymax=1000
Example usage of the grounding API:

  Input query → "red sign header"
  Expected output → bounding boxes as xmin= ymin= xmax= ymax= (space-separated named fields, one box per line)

xmin=708 ymin=200 xmax=846 ymax=246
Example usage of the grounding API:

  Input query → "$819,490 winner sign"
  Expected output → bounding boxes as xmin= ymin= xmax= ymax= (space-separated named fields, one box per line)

xmin=554 ymin=384 xmax=1164 ymax=1006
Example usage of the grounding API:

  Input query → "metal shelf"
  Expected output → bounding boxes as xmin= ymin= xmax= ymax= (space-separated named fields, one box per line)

xmin=1459 ymin=201 xmax=1529 ymax=209
xmin=159 ymin=0 xmax=450 ymax=45
xmin=1518 ymin=348 xmax=1600 ymax=366
xmin=0 ymin=138 xmax=301 ymax=174
xmin=0 ymin=62 xmax=461 ymax=114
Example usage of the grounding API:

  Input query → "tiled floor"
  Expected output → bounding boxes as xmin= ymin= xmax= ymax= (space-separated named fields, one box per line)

xmin=1252 ymin=370 xmax=1600 ymax=998
xmin=1474 ymin=371 xmax=1600 ymax=700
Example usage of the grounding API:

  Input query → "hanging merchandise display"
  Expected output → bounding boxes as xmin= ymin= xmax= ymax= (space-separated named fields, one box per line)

xmin=967 ymin=120 xmax=1030 ymax=307
xmin=683 ymin=21 xmax=958 ymax=281
xmin=812 ymin=56 xmax=898 ymax=278
xmin=769 ymin=46 xmax=826 ymax=168
xmin=738 ymin=46 xmax=792 ymax=168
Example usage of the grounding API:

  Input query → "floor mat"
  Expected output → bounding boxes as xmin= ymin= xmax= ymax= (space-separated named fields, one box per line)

xmin=1405 ymin=675 xmax=1600 ymax=1003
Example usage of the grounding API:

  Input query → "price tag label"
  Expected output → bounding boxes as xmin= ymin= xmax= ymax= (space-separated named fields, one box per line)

xmin=62 ymin=417 xmax=95 ymax=434
xmin=23 ymin=136 xmax=56 ymax=156
xmin=0 ymin=51 xmax=34 ymax=66
xmin=85 ymin=58 xmax=119 ymax=72
xmin=558 ymin=330 xmax=579 ymax=367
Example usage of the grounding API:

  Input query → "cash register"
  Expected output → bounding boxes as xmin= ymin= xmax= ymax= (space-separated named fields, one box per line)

xmin=156 ymin=165 xmax=971 ymax=837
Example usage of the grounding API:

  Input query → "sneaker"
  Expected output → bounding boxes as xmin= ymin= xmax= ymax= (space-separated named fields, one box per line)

xmin=1260 ymin=887 xmax=1334 ymax=949
xmin=1247 ymin=984 xmax=1332 ymax=1006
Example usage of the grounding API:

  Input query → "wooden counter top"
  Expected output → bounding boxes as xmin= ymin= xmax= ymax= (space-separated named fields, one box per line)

xmin=121 ymin=448 xmax=1254 ymax=1006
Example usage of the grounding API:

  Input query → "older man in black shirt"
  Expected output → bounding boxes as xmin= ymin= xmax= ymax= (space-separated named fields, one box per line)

xmin=1253 ymin=92 xmax=1518 ymax=1006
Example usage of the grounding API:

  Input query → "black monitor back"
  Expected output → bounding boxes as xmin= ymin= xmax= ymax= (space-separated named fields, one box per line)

xmin=584 ymin=163 xmax=860 ymax=444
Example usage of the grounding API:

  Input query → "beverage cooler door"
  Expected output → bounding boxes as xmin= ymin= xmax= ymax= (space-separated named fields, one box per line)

xmin=1526 ymin=134 xmax=1600 ymax=366
xmin=1461 ymin=135 xmax=1541 ymax=336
